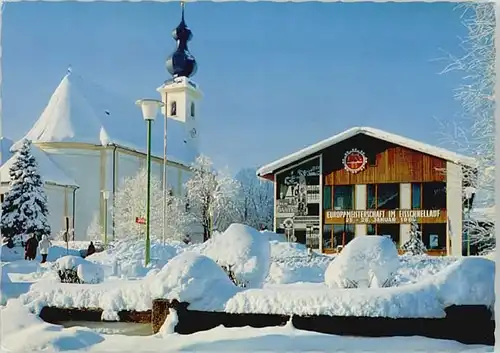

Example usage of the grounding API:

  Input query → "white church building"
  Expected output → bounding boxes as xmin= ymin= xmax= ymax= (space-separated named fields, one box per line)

xmin=0 ymin=7 xmax=203 ymax=241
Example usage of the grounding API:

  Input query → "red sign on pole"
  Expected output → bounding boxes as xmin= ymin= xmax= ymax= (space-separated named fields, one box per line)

xmin=135 ymin=217 xmax=146 ymax=225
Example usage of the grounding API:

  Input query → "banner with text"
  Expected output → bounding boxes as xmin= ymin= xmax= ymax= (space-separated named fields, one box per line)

xmin=325 ymin=209 xmax=446 ymax=224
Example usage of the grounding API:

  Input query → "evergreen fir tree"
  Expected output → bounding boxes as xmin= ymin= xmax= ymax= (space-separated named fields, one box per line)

xmin=401 ymin=219 xmax=427 ymax=256
xmin=1 ymin=139 xmax=51 ymax=240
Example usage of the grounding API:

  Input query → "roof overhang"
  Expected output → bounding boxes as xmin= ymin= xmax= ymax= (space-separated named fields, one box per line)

xmin=257 ymin=126 xmax=477 ymax=179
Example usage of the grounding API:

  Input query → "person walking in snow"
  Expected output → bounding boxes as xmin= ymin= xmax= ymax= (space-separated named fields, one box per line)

xmin=86 ymin=241 xmax=96 ymax=257
xmin=39 ymin=234 xmax=52 ymax=263
xmin=25 ymin=234 xmax=39 ymax=261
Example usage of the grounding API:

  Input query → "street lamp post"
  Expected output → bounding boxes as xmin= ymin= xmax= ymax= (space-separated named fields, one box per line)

xmin=102 ymin=190 xmax=110 ymax=247
xmin=135 ymin=99 xmax=164 ymax=267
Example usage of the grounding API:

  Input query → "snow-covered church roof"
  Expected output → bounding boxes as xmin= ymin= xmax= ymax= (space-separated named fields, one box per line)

xmin=12 ymin=72 xmax=196 ymax=166
xmin=257 ymin=126 xmax=477 ymax=177
xmin=0 ymin=144 xmax=78 ymax=188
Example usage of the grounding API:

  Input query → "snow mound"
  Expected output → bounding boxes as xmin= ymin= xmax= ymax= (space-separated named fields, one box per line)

xmin=266 ymin=241 xmax=333 ymax=285
xmin=201 ymin=223 xmax=271 ymax=288
xmin=261 ymin=230 xmax=287 ymax=243
xmin=0 ymin=299 xmax=104 ymax=352
xmin=87 ymin=239 xmax=185 ymax=279
xmin=431 ymin=257 xmax=495 ymax=307
xmin=325 ymin=236 xmax=400 ymax=288
xmin=394 ymin=255 xmax=458 ymax=285
xmin=55 ymin=255 xmax=89 ymax=271
xmin=225 ymin=257 xmax=494 ymax=318
xmin=77 ymin=263 xmax=104 ymax=284
xmin=149 ymin=252 xmax=239 ymax=310
xmin=158 ymin=308 xmax=179 ymax=336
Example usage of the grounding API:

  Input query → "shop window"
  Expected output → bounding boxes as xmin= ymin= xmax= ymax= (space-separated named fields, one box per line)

xmin=377 ymin=224 xmax=400 ymax=247
xmin=367 ymin=224 xmax=377 ymax=235
xmin=411 ymin=183 xmax=422 ymax=209
xmin=333 ymin=185 xmax=354 ymax=210
xmin=322 ymin=224 xmax=333 ymax=249
xmin=308 ymin=204 xmax=320 ymax=216
xmin=333 ymin=224 xmax=355 ymax=248
xmin=422 ymin=223 xmax=446 ymax=250
xmin=323 ymin=186 xmax=332 ymax=209
xmin=377 ymin=183 xmax=399 ymax=210
xmin=422 ymin=182 xmax=446 ymax=210
xmin=294 ymin=230 xmax=306 ymax=245
xmin=367 ymin=184 xmax=376 ymax=209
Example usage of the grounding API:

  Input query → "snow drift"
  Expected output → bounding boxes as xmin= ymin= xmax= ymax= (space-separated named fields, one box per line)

xmin=325 ymin=236 xmax=400 ymax=288
xmin=0 ymin=299 xmax=104 ymax=352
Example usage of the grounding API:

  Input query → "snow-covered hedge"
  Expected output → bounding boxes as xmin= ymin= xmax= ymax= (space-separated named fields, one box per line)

xmin=325 ymin=236 xmax=400 ymax=289
xmin=200 ymin=223 xmax=271 ymax=288
xmin=149 ymin=252 xmax=239 ymax=309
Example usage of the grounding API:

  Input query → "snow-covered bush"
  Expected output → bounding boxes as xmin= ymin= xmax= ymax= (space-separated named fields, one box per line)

xmin=148 ymin=252 xmax=239 ymax=308
xmin=54 ymin=255 xmax=104 ymax=284
xmin=325 ymin=235 xmax=400 ymax=289
xmin=76 ymin=263 xmax=104 ymax=284
xmin=1 ymin=139 xmax=51 ymax=241
xmin=218 ymin=263 xmax=247 ymax=288
xmin=200 ymin=223 xmax=271 ymax=288
xmin=401 ymin=220 xmax=427 ymax=256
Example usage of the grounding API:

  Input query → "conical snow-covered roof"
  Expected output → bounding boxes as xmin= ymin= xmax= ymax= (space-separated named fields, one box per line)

xmin=13 ymin=71 xmax=196 ymax=166
xmin=0 ymin=144 xmax=78 ymax=188
xmin=16 ymin=72 xmax=111 ymax=146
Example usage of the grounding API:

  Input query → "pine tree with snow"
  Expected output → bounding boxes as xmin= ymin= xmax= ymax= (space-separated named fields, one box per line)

xmin=401 ymin=220 xmax=427 ymax=256
xmin=1 ymin=139 xmax=51 ymax=241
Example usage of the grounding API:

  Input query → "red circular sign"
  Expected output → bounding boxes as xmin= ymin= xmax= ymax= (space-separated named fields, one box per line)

xmin=343 ymin=149 xmax=367 ymax=174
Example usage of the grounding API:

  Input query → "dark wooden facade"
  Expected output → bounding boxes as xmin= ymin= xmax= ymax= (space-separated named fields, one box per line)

xmin=322 ymin=134 xmax=446 ymax=185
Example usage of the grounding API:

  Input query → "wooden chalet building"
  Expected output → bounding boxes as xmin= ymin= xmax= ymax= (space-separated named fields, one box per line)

xmin=257 ymin=127 xmax=477 ymax=256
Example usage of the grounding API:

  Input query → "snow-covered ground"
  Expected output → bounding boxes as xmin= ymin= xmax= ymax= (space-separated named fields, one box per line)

xmin=0 ymin=226 xmax=494 ymax=352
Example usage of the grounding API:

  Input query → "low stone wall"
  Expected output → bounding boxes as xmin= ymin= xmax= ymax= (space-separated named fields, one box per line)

xmin=156 ymin=301 xmax=494 ymax=346
xmin=38 ymin=302 xmax=494 ymax=346
xmin=39 ymin=307 xmax=151 ymax=324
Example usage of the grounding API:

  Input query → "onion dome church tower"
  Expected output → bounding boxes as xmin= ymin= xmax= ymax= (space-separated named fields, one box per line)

xmin=158 ymin=2 xmax=202 ymax=158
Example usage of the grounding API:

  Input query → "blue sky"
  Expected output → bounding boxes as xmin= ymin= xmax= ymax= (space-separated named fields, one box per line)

xmin=2 ymin=2 xmax=468 ymax=172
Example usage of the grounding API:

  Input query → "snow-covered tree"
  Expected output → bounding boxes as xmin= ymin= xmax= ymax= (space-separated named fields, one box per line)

xmin=1 ymin=139 xmax=50 ymax=241
xmin=113 ymin=168 xmax=191 ymax=243
xmin=401 ymin=220 xmax=427 ymax=256
xmin=87 ymin=212 xmax=102 ymax=243
xmin=185 ymin=155 xmax=241 ymax=241
xmin=114 ymin=168 xmax=163 ymax=241
xmin=439 ymin=3 xmax=495 ymax=254
xmin=235 ymin=168 xmax=273 ymax=230
xmin=164 ymin=188 xmax=195 ymax=242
